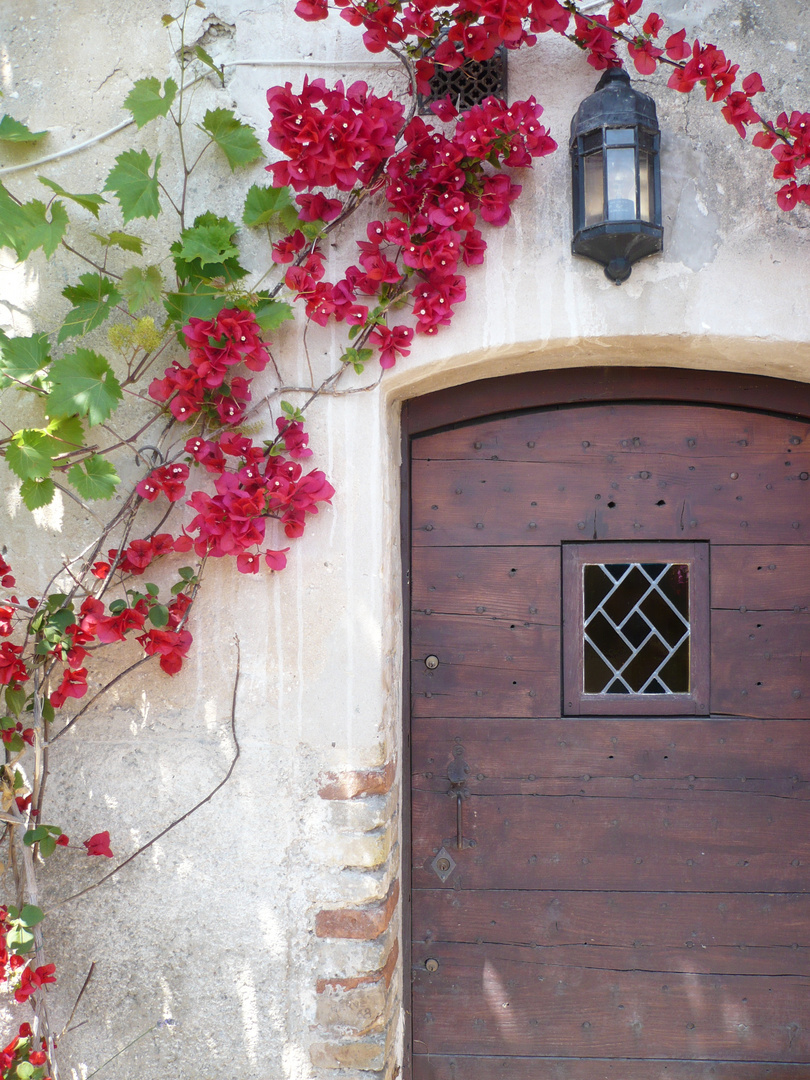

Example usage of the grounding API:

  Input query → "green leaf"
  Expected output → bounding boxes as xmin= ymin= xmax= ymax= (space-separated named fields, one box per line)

xmin=39 ymin=176 xmax=105 ymax=218
xmin=123 ymin=76 xmax=178 ymax=128
xmin=171 ymin=213 xmax=245 ymax=283
xmin=148 ymin=604 xmax=169 ymax=628
xmin=47 ymin=415 xmax=85 ymax=451
xmin=298 ymin=216 xmax=325 ymax=239
xmin=280 ymin=400 xmax=304 ymax=422
xmin=0 ymin=331 xmax=51 ymax=390
xmin=5 ymin=687 xmax=25 ymax=716
xmin=58 ymin=273 xmax=122 ymax=343
xmin=42 ymin=699 xmax=54 ymax=724
xmin=194 ymin=45 xmax=225 ymax=85
xmin=39 ymin=834 xmax=56 ymax=858
xmin=121 ymin=265 xmax=163 ymax=313
xmin=7 ymin=924 xmax=35 ymax=953
xmin=163 ymin=281 xmax=228 ymax=328
xmin=23 ymin=827 xmax=47 ymax=846
xmin=242 ymin=183 xmax=295 ymax=227
xmin=91 ymin=230 xmax=145 ymax=255
xmin=19 ymin=477 xmax=56 ymax=510
xmin=103 ymin=148 xmax=161 ymax=222
xmin=199 ymin=108 xmax=263 ymax=170
xmin=47 ymin=348 xmax=123 ymax=426
xmin=0 ymin=115 xmax=47 ymax=143
xmin=68 ymin=455 xmax=119 ymax=501
xmin=251 ymin=297 xmax=293 ymax=333
xmin=19 ymin=904 xmax=45 ymax=928
xmin=6 ymin=429 xmax=60 ymax=480
xmin=2 ymin=196 xmax=68 ymax=260
xmin=15 ymin=1059 xmax=35 ymax=1079
xmin=176 ymin=222 xmax=239 ymax=267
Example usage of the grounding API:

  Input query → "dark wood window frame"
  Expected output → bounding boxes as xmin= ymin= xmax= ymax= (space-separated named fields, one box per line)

xmin=562 ymin=540 xmax=710 ymax=715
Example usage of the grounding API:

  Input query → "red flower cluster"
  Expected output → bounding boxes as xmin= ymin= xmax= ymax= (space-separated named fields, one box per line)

xmin=297 ymin=0 xmax=570 ymax=66
xmin=0 ymin=1022 xmax=46 ymax=1076
xmin=185 ymin=427 xmax=333 ymax=564
xmin=754 ymin=111 xmax=810 ymax=211
xmin=0 ymin=643 xmax=28 ymax=687
xmin=13 ymin=963 xmax=56 ymax=1004
xmin=148 ymin=309 xmax=269 ymax=424
xmin=136 ymin=463 xmax=190 ymax=503
xmin=267 ymin=82 xmax=556 ymax=350
xmin=267 ymin=78 xmax=403 ymax=191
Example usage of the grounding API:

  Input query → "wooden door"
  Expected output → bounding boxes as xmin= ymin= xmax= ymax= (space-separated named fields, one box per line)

xmin=407 ymin=380 xmax=810 ymax=1080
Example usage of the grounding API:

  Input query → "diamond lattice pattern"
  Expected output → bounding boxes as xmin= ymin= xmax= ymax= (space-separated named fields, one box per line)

xmin=583 ymin=562 xmax=690 ymax=695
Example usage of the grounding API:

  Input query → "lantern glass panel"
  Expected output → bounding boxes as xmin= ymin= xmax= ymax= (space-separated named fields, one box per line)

xmin=605 ymin=127 xmax=635 ymax=146
xmin=583 ymin=151 xmax=604 ymax=227
xmin=639 ymin=150 xmax=652 ymax=221
xmin=606 ymin=146 xmax=636 ymax=220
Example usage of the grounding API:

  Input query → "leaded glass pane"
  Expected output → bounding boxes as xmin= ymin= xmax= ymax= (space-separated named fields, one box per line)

xmin=583 ymin=562 xmax=690 ymax=695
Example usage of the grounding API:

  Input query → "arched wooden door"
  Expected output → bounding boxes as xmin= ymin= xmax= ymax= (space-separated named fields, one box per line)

xmin=405 ymin=369 xmax=810 ymax=1080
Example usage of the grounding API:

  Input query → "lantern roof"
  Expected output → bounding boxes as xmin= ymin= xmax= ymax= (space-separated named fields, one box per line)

xmin=570 ymin=67 xmax=659 ymax=146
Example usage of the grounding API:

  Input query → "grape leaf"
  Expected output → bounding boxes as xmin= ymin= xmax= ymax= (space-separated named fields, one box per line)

xmin=18 ymin=476 xmax=56 ymax=511
xmin=47 ymin=348 xmax=123 ymax=426
xmin=199 ymin=108 xmax=263 ymax=170
xmin=194 ymin=45 xmax=225 ymax=85
xmin=121 ymin=265 xmax=163 ymax=313
xmin=6 ymin=429 xmax=60 ymax=480
xmin=103 ymin=149 xmax=161 ymax=222
xmin=1 ymin=197 xmax=69 ymax=260
xmin=58 ymin=273 xmax=122 ymax=343
xmin=91 ymin=230 xmax=145 ymax=255
xmin=0 ymin=115 xmax=47 ymax=142
xmin=39 ymin=177 xmax=106 ymax=218
xmin=47 ymin=415 xmax=85 ymax=450
xmin=163 ymin=281 xmax=227 ymax=327
xmin=123 ymin=77 xmax=178 ymax=128
xmin=68 ymin=454 xmax=119 ymax=501
xmin=176 ymin=222 xmax=240 ymax=267
xmin=242 ymin=183 xmax=295 ymax=227
xmin=171 ymin=213 xmax=245 ymax=283
xmin=251 ymin=297 xmax=294 ymax=332
xmin=0 ymin=331 xmax=51 ymax=390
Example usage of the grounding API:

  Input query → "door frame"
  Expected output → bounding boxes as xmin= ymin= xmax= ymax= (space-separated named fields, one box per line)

xmin=399 ymin=365 xmax=810 ymax=1079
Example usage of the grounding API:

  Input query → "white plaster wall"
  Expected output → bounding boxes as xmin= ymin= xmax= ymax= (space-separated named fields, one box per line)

xmin=0 ymin=0 xmax=809 ymax=1077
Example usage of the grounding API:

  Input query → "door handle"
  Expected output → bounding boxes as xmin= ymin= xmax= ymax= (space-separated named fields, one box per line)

xmin=447 ymin=750 xmax=470 ymax=850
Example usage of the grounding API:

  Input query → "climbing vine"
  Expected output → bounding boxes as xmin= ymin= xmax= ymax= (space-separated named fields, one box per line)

xmin=0 ymin=0 xmax=806 ymax=1075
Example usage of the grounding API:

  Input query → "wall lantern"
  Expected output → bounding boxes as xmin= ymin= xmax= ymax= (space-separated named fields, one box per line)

xmin=570 ymin=68 xmax=663 ymax=284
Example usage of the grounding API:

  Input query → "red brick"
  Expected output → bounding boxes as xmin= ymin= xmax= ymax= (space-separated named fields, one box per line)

xmin=315 ymin=879 xmax=399 ymax=940
xmin=318 ymin=759 xmax=396 ymax=800
xmin=316 ymin=940 xmax=399 ymax=994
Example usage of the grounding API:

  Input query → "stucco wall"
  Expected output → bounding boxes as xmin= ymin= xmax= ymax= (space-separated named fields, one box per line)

xmin=1 ymin=1 xmax=809 ymax=1078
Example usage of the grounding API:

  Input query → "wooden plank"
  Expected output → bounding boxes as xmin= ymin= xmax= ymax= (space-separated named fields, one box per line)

xmin=413 ymin=1055 xmax=810 ymax=1080
xmin=411 ymin=546 xmax=560 ymax=621
xmin=412 ymin=889 xmax=810 ymax=977
xmin=413 ymin=405 xmax=810 ymax=462
xmin=711 ymin=611 xmax=810 ymax=719
xmin=411 ymin=788 xmax=810 ymax=892
xmin=411 ymin=718 xmax=810 ymax=793
xmin=712 ymin=547 xmax=810 ymax=611
xmin=411 ymin=944 xmax=810 ymax=1060
xmin=411 ymin=616 xmax=560 ymax=718
xmin=411 ymin=457 xmax=810 ymax=547
xmin=405 ymin=367 xmax=810 ymax=436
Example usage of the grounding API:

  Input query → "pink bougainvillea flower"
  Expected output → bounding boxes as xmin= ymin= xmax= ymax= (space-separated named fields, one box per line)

xmin=49 ymin=667 xmax=88 ymax=708
xmin=83 ymin=831 xmax=113 ymax=858
xmin=0 ymin=643 xmax=28 ymax=686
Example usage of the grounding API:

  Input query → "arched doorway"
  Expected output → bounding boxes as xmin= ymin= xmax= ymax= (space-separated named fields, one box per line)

xmin=403 ymin=367 xmax=810 ymax=1079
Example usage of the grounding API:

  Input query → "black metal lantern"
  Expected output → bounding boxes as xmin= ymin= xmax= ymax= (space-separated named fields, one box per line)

xmin=570 ymin=68 xmax=663 ymax=284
